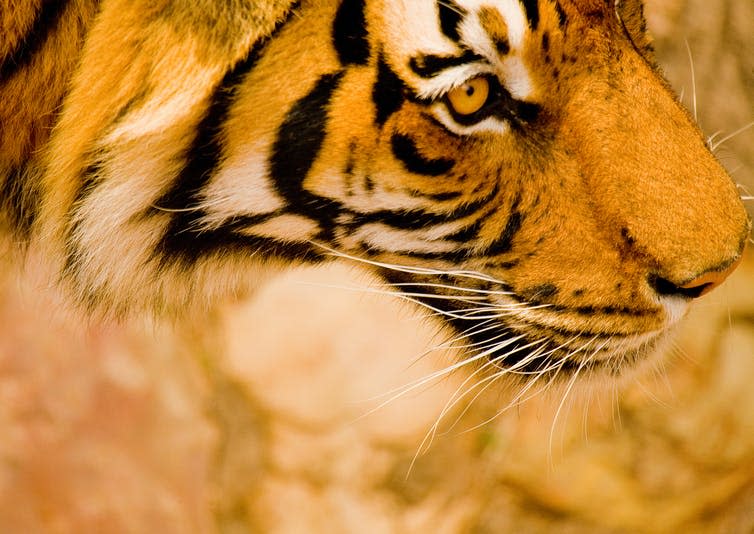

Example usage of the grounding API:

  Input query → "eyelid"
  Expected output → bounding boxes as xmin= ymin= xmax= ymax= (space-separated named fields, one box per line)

xmin=413 ymin=63 xmax=496 ymax=101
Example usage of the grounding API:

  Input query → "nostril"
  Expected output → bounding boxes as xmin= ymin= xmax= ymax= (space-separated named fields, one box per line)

xmin=648 ymin=274 xmax=711 ymax=299
xmin=649 ymin=252 xmax=743 ymax=300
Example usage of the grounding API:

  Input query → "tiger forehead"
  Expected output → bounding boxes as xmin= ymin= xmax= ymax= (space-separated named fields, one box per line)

xmin=478 ymin=6 xmax=512 ymax=53
xmin=380 ymin=0 xmax=574 ymax=60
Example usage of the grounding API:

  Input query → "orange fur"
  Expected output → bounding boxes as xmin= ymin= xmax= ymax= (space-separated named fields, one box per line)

xmin=0 ymin=0 xmax=749 ymax=376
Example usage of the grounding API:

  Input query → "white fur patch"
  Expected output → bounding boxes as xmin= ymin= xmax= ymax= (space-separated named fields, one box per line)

xmin=433 ymin=105 xmax=511 ymax=136
xmin=198 ymin=139 xmax=284 ymax=230
xmin=500 ymin=56 xmax=534 ymax=100
xmin=105 ymin=55 xmax=221 ymax=143
xmin=351 ymin=224 xmax=467 ymax=254
xmin=341 ymin=182 xmax=433 ymax=214
xmin=457 ymin=12 xmax=498 ymax=61
xmin=660 ymin=296 xmax=690 ymax=327
xmin=456 ymin=0 xmax=528 ymax=49
xmin=386 ymin=1 xmax=458 ymax=61
xmin=239 ymin=214 xmax=320 ymax=242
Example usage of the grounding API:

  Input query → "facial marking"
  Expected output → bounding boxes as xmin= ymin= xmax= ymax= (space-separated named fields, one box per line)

xmin=478 ymin=6 xmax=511 ymax=54
xmin=239 ymin=213 xmax=320 ymax=242
xmin=455 ymin=0 xmax=529 ymax=50
xmin=198 ymin=139 xmax=284 ymax=230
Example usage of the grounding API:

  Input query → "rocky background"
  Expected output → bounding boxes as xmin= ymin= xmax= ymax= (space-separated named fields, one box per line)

xmin=1 ymin=1 xmax=753 ymax=532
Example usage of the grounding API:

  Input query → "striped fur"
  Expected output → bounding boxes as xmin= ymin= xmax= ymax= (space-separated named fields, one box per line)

xmin=1 ymin=0 xmax=749 ymax=377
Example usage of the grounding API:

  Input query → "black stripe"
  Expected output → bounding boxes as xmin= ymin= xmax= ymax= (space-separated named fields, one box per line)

xmin=391 ymin=133 xmax=454 ymax=176
xmin=171 ymin=229 xmax=321 ymax=267
xmin=494 ymin=37 xmax=511 ymax=55
xmin=271 ymin=71 xmax=344 ymax=204
xmin=269 ymin=71 xmax=345 ymax=237
xmin=520 ymin=0 xmax=540 ymax=30
xmin=159 ymin=215 xmax=322 ymax=271
xmin=376 ymin=246 xmax=472 ymax=263
xmin=425 ymin=191 xmax=463 ymax=201
xmin=437 ymin=1 xmax=466 ymax=43
xmin=154 ymin=4 xmax=300 ymax=263
xmin=383 ymin=268 xmax=651 ymax=370
xmin=555 ymin=2 xmax=567 ymax=27
xmin=364 ymin=175 xmax=375 ymax=192
xmin=0 ymin=163 xmax=38 ymax=238
xmin=157 ymin=51 xmax=266 ymax=212
xmin=500 ymin=284 xmax=653 ymax=317
xmin=351 ymin=183 xmax=498 ymax=231
xmin=373 ymin=54 xmax=407 ymax=126
xmin=542 ymin=32 xmax=550 ymax=52
xmin=0 ymin=0 xmax=70 ymax=83
xmin=378 ymin=271 xmax=607 ymax=372
xmin=111 ymin=87 xmax=150 ymax=127
xmin=484 ymin=205 xmax=523 ymax=255
xmin=505 ymin=100 xmax=541 ymax=125
xmin=445 ymin=206 xmax=495 ymax=242
xmin=353 ymin=208 xmax=456 ymax=231
xmin=333 ymin=0 xmax=370 ymax=66
xmin=409 ymin=50 xmax=484 ymax=78
xmin=378 ymin=269 xmax=541 ymax=368
xmin=520 ymin=283 xmax=558 ymax=302
xmin=156 ymin=50 xmax=266 ymax=259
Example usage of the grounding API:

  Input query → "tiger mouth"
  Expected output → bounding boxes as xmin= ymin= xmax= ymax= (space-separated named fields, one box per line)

xmin=464 ymin=326 xmax=665 ymax=378
xmin=442 ymin=310 xmax=666 ymax=378
xmin=378 ymin=271 xmax=666 ymax=378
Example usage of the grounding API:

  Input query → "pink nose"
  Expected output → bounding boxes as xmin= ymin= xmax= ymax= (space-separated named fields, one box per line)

xmin=679 ymin=251 xmax=745 ymax=297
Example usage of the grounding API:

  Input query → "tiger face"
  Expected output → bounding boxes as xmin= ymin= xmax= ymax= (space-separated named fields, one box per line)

xmin=233 ymin=0 xmax=747 ymax=376
xmin=7 ymin=0 xmax=748 ymax=379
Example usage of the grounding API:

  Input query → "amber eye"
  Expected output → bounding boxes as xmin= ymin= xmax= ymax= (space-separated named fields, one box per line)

xmin=446 ymin=77 xmax=490 ymax=116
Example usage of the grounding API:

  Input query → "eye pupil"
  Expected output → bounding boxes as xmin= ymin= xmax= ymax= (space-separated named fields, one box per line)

xmin=447 ymin=76 xmax=491 ymax=116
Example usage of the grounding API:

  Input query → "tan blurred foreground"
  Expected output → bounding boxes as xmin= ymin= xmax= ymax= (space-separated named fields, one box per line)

xmin=1 ymin=1 xmax=753 ymax=532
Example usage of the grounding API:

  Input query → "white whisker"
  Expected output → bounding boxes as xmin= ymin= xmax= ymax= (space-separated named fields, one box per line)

xmin=408 ymin=335 xmax=545 ymax=462
xmin=310 ymin=242 xmax=508 ymax=286
xmin=547 ymin=339 xmax=604 ymax=467
xmin=706 ymin=130 xmax=723 ymax=146
xmin=710 ymin=121 xmax=754 ymax=153
xmin=412 ymin=358 xmax=500 ymax=458
xmin=385 ymin=282 xmax=516 ymax=297
xmin=684 ymin=40 xmax=698 ymax=123
xmin=455 ymin=350 xmax=558 ymax=432
xmin=353 ymin=339 xmax=501 ymax=420
xmin=148 ymin=203 xmax=198 ymax=213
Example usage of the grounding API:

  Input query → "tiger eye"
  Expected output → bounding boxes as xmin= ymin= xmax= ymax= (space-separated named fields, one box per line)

xmin=447 ymin=77 xmax=490 ymax=115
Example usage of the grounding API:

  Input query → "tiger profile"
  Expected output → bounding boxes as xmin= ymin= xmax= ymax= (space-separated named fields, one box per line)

xmin=0 ymin=0 xmax=749 ymax=379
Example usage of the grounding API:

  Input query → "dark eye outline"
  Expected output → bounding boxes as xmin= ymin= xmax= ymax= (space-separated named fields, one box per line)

xmin=443 ymin=75 xmax=506 ymax=125
xmin=442 ymin=75 xmax=540 ymax=127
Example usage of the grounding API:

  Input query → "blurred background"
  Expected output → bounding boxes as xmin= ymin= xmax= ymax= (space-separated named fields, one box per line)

xmin=1 ymin=1 xmax=753 ymax=532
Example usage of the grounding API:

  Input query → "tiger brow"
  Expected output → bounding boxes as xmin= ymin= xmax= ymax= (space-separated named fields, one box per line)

xmin=408 ymin=50 xmax=486 ymax=79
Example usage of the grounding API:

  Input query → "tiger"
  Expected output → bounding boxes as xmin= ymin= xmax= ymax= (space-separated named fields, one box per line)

xmin=0 ymin=0 xmax=749 ymax=381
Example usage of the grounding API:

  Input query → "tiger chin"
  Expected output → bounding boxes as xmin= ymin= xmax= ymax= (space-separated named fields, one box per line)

xmin=0 ymin=0 xmax=749 ymax=384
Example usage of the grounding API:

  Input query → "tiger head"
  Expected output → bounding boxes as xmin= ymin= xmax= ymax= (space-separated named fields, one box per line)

xmin=240 ymin=0 xmax=748 ymax=377
xmin=36 ymin=0 xmax=749 ymax=380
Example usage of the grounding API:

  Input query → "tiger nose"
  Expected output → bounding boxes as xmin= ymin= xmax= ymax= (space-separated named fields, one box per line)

xmin=651 ymin=252 xmax=744 ymax=299
xmin=679 ymin=254 xmax=744 ymax=297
